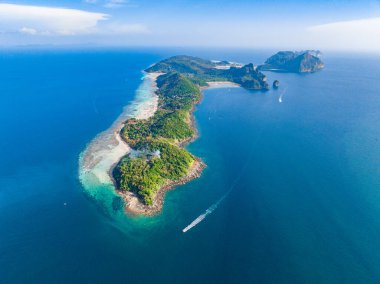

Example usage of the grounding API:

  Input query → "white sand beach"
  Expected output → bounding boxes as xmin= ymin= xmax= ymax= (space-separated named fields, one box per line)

xmin=79 ymin=72 xmax=161 ymax=188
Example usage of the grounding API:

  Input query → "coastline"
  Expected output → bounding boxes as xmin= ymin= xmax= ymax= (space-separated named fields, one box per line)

xmin=80 ymin=68 xmax=240 ymax=216
xmin=107 ymin=72 xmax=162 ymax=186
xmin=114 ymin=78 xmax=240 ymax=216
xmin=79 ymin=72 xmax=161 ymax=194
xmin=201 ymin=81 xmax=240 ymax=89
xmin=118 ymin=159 xmax=206 ymax=216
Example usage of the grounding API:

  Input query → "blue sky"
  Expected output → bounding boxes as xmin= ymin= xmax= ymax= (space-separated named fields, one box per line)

xmin=1 ymin=0 xmax=380 ymax=51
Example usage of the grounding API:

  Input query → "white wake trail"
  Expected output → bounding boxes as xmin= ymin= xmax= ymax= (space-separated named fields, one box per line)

xmin=182 ymin=165 xmax=249 ymax=233
xmin=182 ymin=191 xmax=230 ymax=233
xmin=182 ymin=160 xmax=250 ymax=233
xmin=181 ymin=109 xmax=265 ymax=233
xmin=278 ymin=87 xmax=288 ymax=103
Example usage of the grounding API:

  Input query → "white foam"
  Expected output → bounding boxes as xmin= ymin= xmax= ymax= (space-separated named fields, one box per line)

xmin=182 ymin=190 xmax=230 ymax=233
xmin=79 ymin=72 xmax=159 ymax=193
xmin=182 ymin=134 xmax=259 ymax=233
xmin=278 ymin=87 xmax=288 ymax=104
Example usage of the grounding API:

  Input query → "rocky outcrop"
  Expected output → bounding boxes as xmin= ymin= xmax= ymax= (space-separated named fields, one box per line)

xmin=273 ymin=80 xmax=280 ymax=88
xmin=226 ymin=63 xmax=269 ymax=90
xmin=260 ymin=50 xmax=324 ymax=73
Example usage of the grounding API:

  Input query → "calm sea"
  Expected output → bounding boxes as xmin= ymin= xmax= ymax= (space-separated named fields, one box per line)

xmin=0 ymin=48 xmax=380 ymax=283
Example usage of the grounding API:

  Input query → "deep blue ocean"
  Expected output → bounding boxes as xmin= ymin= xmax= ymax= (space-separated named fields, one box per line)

xmin=1 ymin=48 xmax=380 ymax=283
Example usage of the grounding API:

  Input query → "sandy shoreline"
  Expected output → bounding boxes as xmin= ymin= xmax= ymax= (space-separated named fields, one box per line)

xmin=201 ymin=81 xmax=240 ymax=89
xmin=114 ymin=78 xmax=241 ymax=216
xmin=81 ymin=72 xmax=239 ymax=216
xmin=79 ymin=72 xmax=161 ymax=187
xmin=107 ymin=72 xmax=162 ymax=185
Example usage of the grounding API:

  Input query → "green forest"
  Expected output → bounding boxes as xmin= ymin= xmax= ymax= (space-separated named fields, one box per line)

xmin=114 ymin=71 xmax=201 ymax=205
xmin=114 ymin=55 xmax=269 ymax=205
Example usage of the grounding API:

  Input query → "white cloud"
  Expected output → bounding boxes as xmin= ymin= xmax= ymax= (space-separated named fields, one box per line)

xmin=84 ymin=0 xmax=134 ymax=8
xmin=104 ymin=0 xmax=128 ymax=8
xmin=308 ymin=18 xmax=380 ymax=51
xmin=19 ymin=27 xmax=38 ymax=35
xmin=0 ymin=3 xmax=108 ymax=35
xmin=0 ymin=3 xmax=148 ymax=41
xmin=104 ymin=23 xmax=149 ymax=34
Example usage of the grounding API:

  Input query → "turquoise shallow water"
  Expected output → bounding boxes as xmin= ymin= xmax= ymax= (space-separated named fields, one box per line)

xmin=1 ymin=49 xmax=380 ymax=283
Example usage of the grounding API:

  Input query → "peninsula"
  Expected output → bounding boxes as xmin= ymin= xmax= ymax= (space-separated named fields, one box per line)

xmin=112 ymin=55 xmax=269 ymax=215
xmin=112 ymin=53 xmax=324 ymax=215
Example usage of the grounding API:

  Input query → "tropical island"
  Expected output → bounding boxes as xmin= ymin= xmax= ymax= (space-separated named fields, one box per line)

xmin=259 ymin=50 xmax=324 ymax=73
xmin=111 ymin=52 xmax=324 ymax=215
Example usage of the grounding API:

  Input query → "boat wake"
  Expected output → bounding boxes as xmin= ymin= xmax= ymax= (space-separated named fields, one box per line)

xmin=182 ymin=136 xmax=258 ymax=233
xmin=181 ymin=113 xmax=268 ymax=234
xmin=278 ymin=87 xmax=288 ymax=103
xmin=182 ymin=190 xmax=230 ymax=233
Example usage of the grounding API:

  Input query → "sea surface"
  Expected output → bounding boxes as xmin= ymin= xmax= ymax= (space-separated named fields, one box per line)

xmin=1 ymin=48 xmax=380 ymax=283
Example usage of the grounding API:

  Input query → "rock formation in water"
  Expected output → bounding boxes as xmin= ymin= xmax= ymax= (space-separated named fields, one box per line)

xmin=260 ymin=50 xmax=324 ymax=73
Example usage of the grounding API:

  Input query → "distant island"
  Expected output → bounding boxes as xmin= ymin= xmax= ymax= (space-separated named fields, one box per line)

xmin=259 ymin=50 xmax=324 ymax=73
xmin=145 ymin=55 xmax=270 ymax=90
xmin=112 ymin=52 xmax=324 ymax=215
